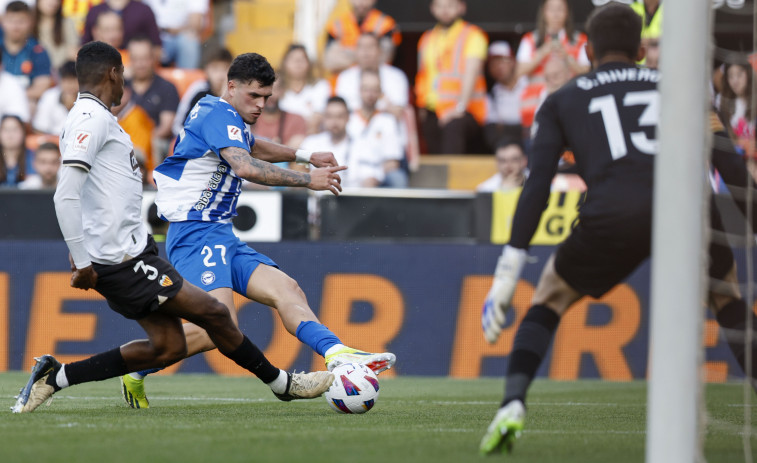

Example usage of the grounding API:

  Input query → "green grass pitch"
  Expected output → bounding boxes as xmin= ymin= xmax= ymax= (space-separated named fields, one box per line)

xmin=0 ymin=373 xmax=753 ymax=463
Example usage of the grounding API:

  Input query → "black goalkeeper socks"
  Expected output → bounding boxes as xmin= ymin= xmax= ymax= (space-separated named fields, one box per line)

xmin=503 ymin=305 xmax=561 ymax=406
xmin=225 ymin=335 xmax=280 ymax=384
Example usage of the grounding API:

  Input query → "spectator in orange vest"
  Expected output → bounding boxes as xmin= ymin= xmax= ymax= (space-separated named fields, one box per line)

xmin=323 ymin=0 xmax=401 ymax=76
xmin=415 ymin=0 xmax=488 ymax=154
xmin=521 ymin=55 xmax=573 ymax=137
xmin=516 ymin=0 xmax=588 ymax=80
xmin=516 ymin=0 xmax=588 ymax=130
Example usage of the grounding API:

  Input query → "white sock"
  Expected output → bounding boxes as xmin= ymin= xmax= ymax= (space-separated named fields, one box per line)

xmin=324 ymin=344 xmax=347 ymax=358
xmin=267 ymin=369 xmax=288 ymax=394
xmin=55 ymin=364 xmax=69 ymax=389
xmin=128 ymin=372 xmax=144 ymax=380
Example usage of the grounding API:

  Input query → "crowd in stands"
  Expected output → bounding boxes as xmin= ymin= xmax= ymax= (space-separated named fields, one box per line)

xmin=0 ymin=0 xmax=752 ymax=194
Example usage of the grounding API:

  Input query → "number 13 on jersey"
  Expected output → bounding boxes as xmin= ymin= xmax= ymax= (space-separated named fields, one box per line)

xmin=589 ymin=90 xmax=660 ymax=160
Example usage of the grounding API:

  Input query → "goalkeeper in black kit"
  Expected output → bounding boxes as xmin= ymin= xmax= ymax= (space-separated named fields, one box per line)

xmin=479 ymin=2 xmax=757 ymax=455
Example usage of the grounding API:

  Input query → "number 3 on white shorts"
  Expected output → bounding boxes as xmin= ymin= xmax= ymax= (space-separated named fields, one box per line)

xmin=201 ymin=245 xmax=227 ymax=267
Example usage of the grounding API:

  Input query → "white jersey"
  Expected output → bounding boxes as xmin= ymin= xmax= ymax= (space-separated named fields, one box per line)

xmin=59 ymin=93 xmax=148 ymax=264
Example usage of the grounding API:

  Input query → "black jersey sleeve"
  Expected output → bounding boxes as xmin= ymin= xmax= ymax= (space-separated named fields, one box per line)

xmin=509 ymin=96 xmax=566 ymax=249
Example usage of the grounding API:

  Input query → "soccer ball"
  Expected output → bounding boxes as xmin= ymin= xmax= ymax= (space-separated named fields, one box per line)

xmin=324 ymin=363 xmax=380 ymax=414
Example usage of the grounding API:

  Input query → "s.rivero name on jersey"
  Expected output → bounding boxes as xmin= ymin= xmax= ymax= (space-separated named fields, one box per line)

xmin=576 ymin=67 xmax=659 ymax=91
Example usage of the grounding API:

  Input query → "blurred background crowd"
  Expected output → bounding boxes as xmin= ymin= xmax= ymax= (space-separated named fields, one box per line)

xmin=0 ymin=0 xmax=751 ymax=196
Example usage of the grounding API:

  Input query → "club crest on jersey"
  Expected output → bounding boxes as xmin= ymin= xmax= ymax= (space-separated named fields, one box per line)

xmin=73 ymin=130 xmax=92 ymax=152
xmin=159 ymin=274 xmax=173 ymax=287
xmin=227 ymin=125 xmax=243 ymax=142
xmin=201 ymin=271 xmax=215 ymax=285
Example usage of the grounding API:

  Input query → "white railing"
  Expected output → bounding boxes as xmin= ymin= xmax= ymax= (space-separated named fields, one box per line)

xmin=293 ymin=0 xmax=338 ymax=60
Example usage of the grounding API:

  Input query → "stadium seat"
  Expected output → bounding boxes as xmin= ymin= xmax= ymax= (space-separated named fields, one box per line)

xmin=225 ymin=0 xmax=296 ymax=68
xmin=409 ymin=155 xmax=497 ymax=190
xmin=26 ymin=133 xmax=59 ymax=151
xmin=156 ymin=67 xmax=206 ymax=98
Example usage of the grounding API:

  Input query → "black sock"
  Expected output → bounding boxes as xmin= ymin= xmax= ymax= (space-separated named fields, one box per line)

xmin=716 ymin=299 xmax=757 ymax=385
xmin=503 ymin=305 xmax=560 ymax=407
xmin=225 ymin=336 xmax=280 ymax=384
xmin=62 ymin=347 xmax=129 ymax=388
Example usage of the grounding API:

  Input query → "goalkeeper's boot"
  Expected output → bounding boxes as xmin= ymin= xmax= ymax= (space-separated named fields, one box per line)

xmin=11 ymin=355 xmax=61 ymax=413
xmin=325 ymin=347 xmax=396 ymax=375
xmin=273 ymin=371 xmax=334 ymax=402
xmin=121 ymin=374 xmax=150 ymax=409
xmin=479 ymin=400 xmax=525 ymax=456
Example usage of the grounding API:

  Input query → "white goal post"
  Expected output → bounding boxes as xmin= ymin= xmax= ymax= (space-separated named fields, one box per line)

xmin=646 ymin=0 xmax=713 ymax=462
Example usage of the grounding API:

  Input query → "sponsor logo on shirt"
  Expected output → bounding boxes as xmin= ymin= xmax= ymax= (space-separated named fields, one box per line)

xmin=201 ymin=271 xmax=215 ymax=285
xmin=193 ymin=164 xmax=229 ymax=211
xmin=227 ymin=125 xmax=243 ymax=142
xmin=73 ymin=130 xmax=92 ymax=152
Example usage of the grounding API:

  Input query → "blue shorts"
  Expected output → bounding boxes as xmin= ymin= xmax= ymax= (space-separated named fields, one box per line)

xmin=166 ymin=221 xmax=278 ymax=294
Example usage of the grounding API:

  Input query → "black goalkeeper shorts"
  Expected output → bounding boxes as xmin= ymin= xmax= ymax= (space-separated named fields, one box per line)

xmin=554 ymin=199 xmax=733 ymax=299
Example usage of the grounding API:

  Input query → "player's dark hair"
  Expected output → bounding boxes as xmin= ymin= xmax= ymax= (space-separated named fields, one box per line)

xmin=585 ymin=2 xmax=641 ymax=60
xmin=59 ymin=60 xmax=77 ymax=79
xmin=76 ymin=41 xmax=122 ymax=87
xmin=228 ymin=53 xmax=276 ymax=87
xmin=5 ymin=1 xmax=30 ymax=14
xmin=326 ymin=95 xmax=348 ymax=109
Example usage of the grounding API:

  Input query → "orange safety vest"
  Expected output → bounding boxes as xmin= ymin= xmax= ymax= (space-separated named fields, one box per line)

xmin=519 ymin=31 xmax=587 ymax=79
xmin=520 ymin=82 xmax=544 ymax=128
xmin=519 ymin=30 xmax=587 ymax=128
xmin=416 ymin=22 xmax=488 ymax=125
xmin=327 ymin=8 xmax=401 ymax=49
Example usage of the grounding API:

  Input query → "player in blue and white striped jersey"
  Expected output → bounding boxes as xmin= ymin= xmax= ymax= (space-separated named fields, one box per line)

xmin=121 ymin=53 xmax=396 ymax=408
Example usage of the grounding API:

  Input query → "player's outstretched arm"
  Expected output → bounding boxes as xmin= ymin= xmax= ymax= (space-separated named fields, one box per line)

xmin=481 ymin=96 xmax=565 ymax=343
xmin=221 ymin=146 xmax=346 ymax=195
xmin=251 ymin=138 xmax=339 ymax=167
